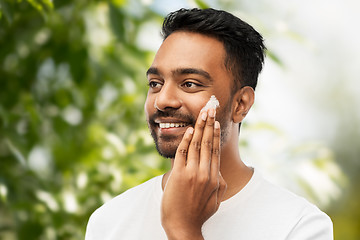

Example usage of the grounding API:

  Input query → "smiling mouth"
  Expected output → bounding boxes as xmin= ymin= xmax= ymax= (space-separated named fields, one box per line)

xmin=158 ymin=123 xmax=189 ymax=129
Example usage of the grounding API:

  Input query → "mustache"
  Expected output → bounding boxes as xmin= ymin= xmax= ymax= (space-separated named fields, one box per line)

xmin=149 ymin=109 xmax=196 ymax=125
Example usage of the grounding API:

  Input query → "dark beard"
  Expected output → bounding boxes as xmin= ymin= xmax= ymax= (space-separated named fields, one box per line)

xmin=151 ymin=131 xmax=178 ymax=159
xmin=150 ymin=123 xmax=229 ymax=159
xmin=148 ymin=109 xmax=196 ymax=159
xmin=148 ymin=100 xmax=232 ymax=159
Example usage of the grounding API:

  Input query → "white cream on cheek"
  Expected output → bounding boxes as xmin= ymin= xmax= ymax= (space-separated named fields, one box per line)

xmin=201 ymin=95 xmax=220 ymax=111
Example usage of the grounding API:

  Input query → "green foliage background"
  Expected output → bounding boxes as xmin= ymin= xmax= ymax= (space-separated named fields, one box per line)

xmin=0 ymin=0 xmax=168 ymax=238
xmin=0 ymin=0 xmax=359 ymax=239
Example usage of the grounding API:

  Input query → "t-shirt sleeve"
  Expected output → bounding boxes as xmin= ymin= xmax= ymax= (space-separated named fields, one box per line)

xmin=285 ymin=206 xmax=333 ymax=240
xmin=85 ymin=209 xmax=102 ymax=240
xmin=85 ymin=212 xmax=95 ymax=240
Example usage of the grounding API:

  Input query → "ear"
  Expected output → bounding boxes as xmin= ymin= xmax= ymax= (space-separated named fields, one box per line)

xmin=232 ymin=86 xmax=255 ymax=123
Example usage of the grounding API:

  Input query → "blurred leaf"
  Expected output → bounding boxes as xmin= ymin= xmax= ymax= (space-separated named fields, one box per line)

xmin=4 ymin=139 xmax=27 ymax=166
xmin=111 ymin=0 xmax=127 ymax=7
xmin=266 ymin=49 xmax=284 ymax=67
xmin=194 ymin=0 xmax=209 ymax=9
xmin=0 ymin=0 xmax=356 ymax=239
xmin=109 ymin=2 xmax=126 ymax=42
xmin=0 ymin=0 xmax=14 ymax=23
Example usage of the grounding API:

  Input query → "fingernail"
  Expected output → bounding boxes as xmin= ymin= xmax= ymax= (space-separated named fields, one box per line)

xmin=209 ymin=108 xmax=215 ymax=118
xmin=214 ymin=121 xmax=220 ymax=129
xmin=201 ymin=112 xmax=207 ymax=121
xmin=187 ymin=127 xmax=194 ymax=135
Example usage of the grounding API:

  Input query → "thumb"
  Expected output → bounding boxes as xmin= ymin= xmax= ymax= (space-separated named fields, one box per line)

xmin=217 ymin=173 xmax=227 ymax=206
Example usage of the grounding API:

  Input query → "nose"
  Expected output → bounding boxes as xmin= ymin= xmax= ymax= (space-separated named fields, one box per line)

xmin=154 ymin=82 xmax=181 ymax=111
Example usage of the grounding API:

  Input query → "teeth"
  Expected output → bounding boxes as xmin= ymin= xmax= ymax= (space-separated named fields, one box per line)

xmin=159 ymin=123 xmax=187 ymax=129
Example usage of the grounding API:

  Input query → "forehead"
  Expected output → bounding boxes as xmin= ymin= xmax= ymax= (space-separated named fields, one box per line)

xmin=150 ymin=31 xmax=228 ymax=75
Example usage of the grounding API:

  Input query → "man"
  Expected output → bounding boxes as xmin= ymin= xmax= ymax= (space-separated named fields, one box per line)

xmin=86 ymin=8 xmax=333 ymax=239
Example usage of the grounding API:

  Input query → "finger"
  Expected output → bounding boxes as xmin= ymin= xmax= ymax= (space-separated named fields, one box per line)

xmin=174 ymin=127 xmax=194 ymax=169
xmin=216 ymin=173 xmax=227 ymax=207
xmin=199 ymin=108 xmax=215 ymax=174
xmin=187 ymin=110 xmax=207 ymax=169
xmin=204 ymin=188 xmax=219 ymax=216
xmin=210 ymin=121 xmax=221 ymax=178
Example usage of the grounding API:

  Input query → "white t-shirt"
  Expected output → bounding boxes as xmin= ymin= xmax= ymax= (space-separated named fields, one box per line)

xmin=85 ymin=169 xmax=333 ymax=239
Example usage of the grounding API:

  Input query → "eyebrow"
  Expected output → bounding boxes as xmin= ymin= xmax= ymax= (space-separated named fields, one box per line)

xmin=146 ymin=67 xmax=159 ymax=76
xmin=173 ymin=68 xmax=212 ymax=82
xmin=146 ymin=67 xmax=213 ymax=82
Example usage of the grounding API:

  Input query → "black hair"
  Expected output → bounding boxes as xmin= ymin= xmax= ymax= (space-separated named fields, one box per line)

xmin=161 ymin=8 xmax=266 ymax=92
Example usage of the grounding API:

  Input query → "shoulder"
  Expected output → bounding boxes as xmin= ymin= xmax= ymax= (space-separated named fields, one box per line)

xmin=286 ymin=203 xmax=333 ymax=239
xmin=204 ymin=169 xmax=333 ymax=239
xmin=93 ymin=175 xmax=161 ymax=217
xmin=253 ymin=171 xmax=326 ymax=216
xmin=254 ymin=171 xmax=333 ymax=238
xmin=85 ymin=175 xmax=163 ymax=239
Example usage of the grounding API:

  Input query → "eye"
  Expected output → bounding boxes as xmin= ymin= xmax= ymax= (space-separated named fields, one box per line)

xmin=148 ymin=81 xmax=159 ymax=88
xmin=148 ymin=80 xmax=163 ymax=92
xmin=182 ymin=81 xmax=200 ymax=88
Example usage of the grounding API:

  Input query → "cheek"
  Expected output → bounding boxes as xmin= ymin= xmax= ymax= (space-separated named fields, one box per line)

xmin=217 ymin=96 xmax=233 ymax=120
xmin=144 ymin=96 xmax=154 ymax=119
xmin=189 ymin=99 xmax=208 ymax=116
xmin=217 ymin=92 xmax=232 ymax=108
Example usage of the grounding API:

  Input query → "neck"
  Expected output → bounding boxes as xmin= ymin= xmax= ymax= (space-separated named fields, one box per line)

xmin=218 ymin=136 xmax=253 ymax=200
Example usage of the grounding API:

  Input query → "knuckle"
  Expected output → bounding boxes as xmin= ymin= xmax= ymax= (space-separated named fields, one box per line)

xmin=202 ymin=140 xmax=212 ymax=148
xmin=210 ymin=178 xmax=219 ymax=189
xmin=198 ymin=173 xmax=210 ymax=184
xmin=220 ymin=180 xmax=227 ymax=189
xmin=196 ymin=120 xmax=206 ymax=129
xmin=192 ymin=141 xmax=201 ymax=151
xmin=186 ymin=172 xmax=197 ymax=183
xmin=223 ymin=183 xmax=228 ymax=192
xmin=212 ymin=148 xmax=220 ymax=156
xmin=178 ymin=148 xmax=188 ymax=156
xmin=206 ymin=120 xmax=214 ymax=127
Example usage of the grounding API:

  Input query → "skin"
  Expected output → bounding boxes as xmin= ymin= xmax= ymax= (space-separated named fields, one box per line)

xmin=145 ymin=31 xmax=255 ymax=239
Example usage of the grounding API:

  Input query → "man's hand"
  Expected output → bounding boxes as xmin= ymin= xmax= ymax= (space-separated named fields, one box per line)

xmin=161 ymin=108 xmax=227 ymax=240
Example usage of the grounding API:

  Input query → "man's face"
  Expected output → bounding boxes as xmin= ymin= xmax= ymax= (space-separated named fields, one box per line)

xmin=145 ymin=31 xmax=234 ymax=158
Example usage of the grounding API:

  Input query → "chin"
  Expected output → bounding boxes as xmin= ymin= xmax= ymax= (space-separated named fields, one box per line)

xmin=154 ymin=138 xmax=180 ymax=159
xmin=150 ymin=126 xmax=184 ymax=159
xmin=157 ymin=150 xmax=176 ymax=159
